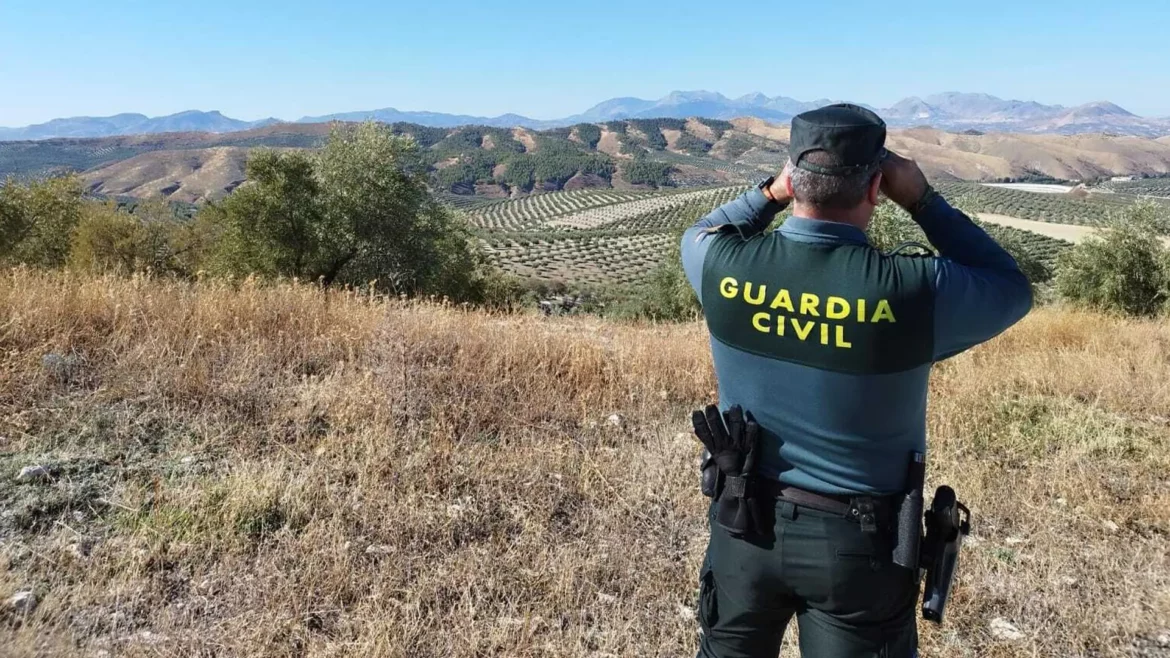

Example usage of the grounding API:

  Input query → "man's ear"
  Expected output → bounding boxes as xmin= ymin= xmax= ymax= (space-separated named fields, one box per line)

xmin=784 ymin=174 xmax=795 ymax=198
xmin=867 ymin=172 xmax=882 ymax=206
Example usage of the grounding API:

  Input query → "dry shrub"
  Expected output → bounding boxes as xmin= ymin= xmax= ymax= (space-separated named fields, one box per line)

xmin=0 ymin=269 xmax=1167 ymax=657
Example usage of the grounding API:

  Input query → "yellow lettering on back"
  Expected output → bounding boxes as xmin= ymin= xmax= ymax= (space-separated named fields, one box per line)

xmin=826 ymin=296 xmax=850 ymax=320
xmin=720 ymin=277 xmax=738 ymax=299
xmin=820 ymin=323 xmax=830 ymax=345
xmin=871 ymin=300 xmax=897 ymax=323
xmin=770 ymin=289 xmax=795 ymax=313
xmin=775 ymin=314 xmax=786 ymax=336
xmin=791 ymin=318 xmax=815 ymax=341
xmin=752 ymin=312 xmax=771 ymax=333
xmin=800 ymin=293 xmax=820 ymax=317
xmin=744 ymin=282 xmax=766 ymax=305
xmin=857 ymin=299 xmax=867 ymax=323
xmin=836 ymin=325 xmax=853 ymax=348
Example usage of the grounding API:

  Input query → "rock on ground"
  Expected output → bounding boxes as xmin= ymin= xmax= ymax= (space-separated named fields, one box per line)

xmin=16 ymin=465 xmax=52 ymax=483
xmin=989 ymin=617 xmax=1025 ymax=641
xmin=8 ymin=590 xmax=37 ymax=614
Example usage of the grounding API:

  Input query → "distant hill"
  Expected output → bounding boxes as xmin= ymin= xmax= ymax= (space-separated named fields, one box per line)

xmin=0 ymin=111 xmax=279 ymax=141
xmin=9 ymin=117 xmax=1170 ymax=204
xmin=5 ymin=92 xmax=1170 ymax=140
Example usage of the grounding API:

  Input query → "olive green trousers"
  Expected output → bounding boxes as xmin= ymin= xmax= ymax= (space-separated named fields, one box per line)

xmin=697 ymin=500 xmax=919 ymax=658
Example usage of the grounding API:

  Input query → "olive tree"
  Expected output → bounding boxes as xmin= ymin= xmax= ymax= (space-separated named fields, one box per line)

xmin=209 ymin=122 xmax=495 ymax=299
xmin=1056 ymin=201 xmax=1170 ymax=317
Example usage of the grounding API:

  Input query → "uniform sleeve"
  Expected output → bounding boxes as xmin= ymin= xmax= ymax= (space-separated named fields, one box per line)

xmin=681 ymin=187 xmax=785 ymax=305
xmin=914 ymin=196 xmax=1033 ymax=360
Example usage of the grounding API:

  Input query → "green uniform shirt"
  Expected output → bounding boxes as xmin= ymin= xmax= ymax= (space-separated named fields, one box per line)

xmin=682 ymin=188 xmax=1032 ymax=495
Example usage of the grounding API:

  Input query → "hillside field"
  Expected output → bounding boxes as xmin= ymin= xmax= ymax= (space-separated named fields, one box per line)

xmin=1 ymin=271 xmax=1167 ymax=657
xmin=7 ymin=117 xmax=1170 ymax=205
xmin=459 ymin=184 xmax=1096 ymax=287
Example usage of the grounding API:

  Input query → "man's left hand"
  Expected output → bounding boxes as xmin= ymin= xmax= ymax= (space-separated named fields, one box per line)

xmin=763 ymin=162 xmax=794 ymax=205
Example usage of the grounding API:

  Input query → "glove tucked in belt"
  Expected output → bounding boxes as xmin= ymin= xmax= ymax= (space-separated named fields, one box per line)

xmin=691 ymin=405 xmax=768 ymax=537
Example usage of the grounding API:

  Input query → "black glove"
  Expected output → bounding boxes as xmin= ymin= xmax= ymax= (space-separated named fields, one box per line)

xmin=691 ymin=405 xmax=766 ymax=537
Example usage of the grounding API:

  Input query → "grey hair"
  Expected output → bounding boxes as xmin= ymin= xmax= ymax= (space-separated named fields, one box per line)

xmin=788 ymin=151 xmax=880 ymax=210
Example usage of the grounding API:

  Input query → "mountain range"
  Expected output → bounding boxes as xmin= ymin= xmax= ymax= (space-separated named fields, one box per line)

xmin=3 ymin=92 xmax=1169 ymax=140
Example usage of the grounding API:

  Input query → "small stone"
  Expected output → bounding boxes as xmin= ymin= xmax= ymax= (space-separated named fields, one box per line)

xmin=365 ymin=544 xmax=394 ymax=556
xmin=180 ymin=456 xmax=196 ymax=465
xmin=658 ymin=390 xmax=669 ymax=400
xmin=1155 ymin=632 xmax=1170 ymax=648
xmin=17 ymin=465 xmax=52 ymax=483
xmin=1004 ymin=536 xmax=1025 ymax=545
xmin=134 ymin=630 xmax=167 ymax=644
xmin=989 ymin=617 xmax=1024 ymax=641
xmin=8 ymin=590 xmax=37 ymax=614
xmin=1102 ymin=519 xmax=1120 ymax=533
xmin=42 ymin=353 xmax=82 ymax=382
xmin=677 ymin=603 xmax=694 ymax=620
xmin=597 ymin=593 xmax=617 ymax=604
xmin=1055 ymin=497 xmax=1067 ymax=506
xmin=606 ymin=414 xmax=625 ymax=429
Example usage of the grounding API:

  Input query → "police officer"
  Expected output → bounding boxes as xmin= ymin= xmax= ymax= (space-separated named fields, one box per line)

xmin=681 ymin=104 xmax=1032 ymax=657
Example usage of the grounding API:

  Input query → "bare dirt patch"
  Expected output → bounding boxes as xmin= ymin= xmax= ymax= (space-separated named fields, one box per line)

xmin=661 ymin=128 xmax=684 ymax=152
xmin=562 ymin=172 xmax=610 ymax=191
xmin=976 ymin=213 xmax=1098 ymax=243
xmin=597 ymin=129 xmax=624 ymax=158
xmin=512 ymin=128 xmax=537 ymax=153
xmin=473 ymin=182 xmax=508 ymax=198
xmin=481 ymin=134 xmax=496 ymax=150
xmin=685 ymin=118 xmax=718 ymax=143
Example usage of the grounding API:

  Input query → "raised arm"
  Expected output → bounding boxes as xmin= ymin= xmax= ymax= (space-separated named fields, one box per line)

xmin=881 ymin=151 xmax=1033 ymax=360
xmin=681 ymin=174 xmax=791 ymax=304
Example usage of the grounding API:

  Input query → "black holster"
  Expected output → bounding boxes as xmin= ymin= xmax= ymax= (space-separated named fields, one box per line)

xmin=889 ymin=454 xmax=972 ymax=626
xmin=920 ymin=486 xmax=971 ymax=624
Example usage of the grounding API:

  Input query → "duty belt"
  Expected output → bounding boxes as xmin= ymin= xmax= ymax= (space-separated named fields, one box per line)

xmin=738 ymin=478 xmax=895 ymax=534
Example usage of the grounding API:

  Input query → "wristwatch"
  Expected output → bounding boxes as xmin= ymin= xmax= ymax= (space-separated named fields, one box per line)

xmin=907 ymin=184 xmax=940 ymax=216
xmin=759 ymin=176 xmax=787 ymax=206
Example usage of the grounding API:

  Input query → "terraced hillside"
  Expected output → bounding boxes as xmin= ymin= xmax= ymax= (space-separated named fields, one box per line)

xmin=469 ymin=185 xmax=748 ymax=286
xmin=461 ymin=184 xmax=1087 ymax=288
xmin=939 ymin=181 xmax=1170 ymax=226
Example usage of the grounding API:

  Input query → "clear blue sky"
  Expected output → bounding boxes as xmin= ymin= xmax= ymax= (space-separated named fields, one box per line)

xmin=2 ymin=0 xmax=1169 ymax=126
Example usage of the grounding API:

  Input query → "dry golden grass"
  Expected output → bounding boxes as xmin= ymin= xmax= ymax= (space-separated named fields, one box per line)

xmin=0 ymin=269 xmax=1167 ymax=657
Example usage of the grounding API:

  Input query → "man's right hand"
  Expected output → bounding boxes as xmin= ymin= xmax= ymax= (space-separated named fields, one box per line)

xmin=880 ymin=150 xmax=930 ymax=213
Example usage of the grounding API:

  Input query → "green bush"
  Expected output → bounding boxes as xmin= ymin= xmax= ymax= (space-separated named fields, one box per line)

xmin=622 ymin=157 xmax=674 ymax=187
xmin=675 ymin=133 xmax=712 ymax=156
xmin=0 ymin=175 xmax=84 ymax=268
xmin=69 ymin=199 xmax=209 ymax=276
xmin=1056 ymin=202 xmax=1170 ymax=317
xmin=605 ymin=230 xmax=699 ymax=322
xmin=574 ymin=123 xmax=602 ymax=149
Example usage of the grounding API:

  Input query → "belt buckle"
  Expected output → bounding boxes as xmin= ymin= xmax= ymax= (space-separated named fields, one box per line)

xmin=852 ymin=497 xmax=878 ymax=534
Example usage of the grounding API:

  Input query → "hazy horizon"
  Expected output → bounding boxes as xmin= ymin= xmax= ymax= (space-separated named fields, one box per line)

xmin=3 ymin=0 xmax=1169 ymax=126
